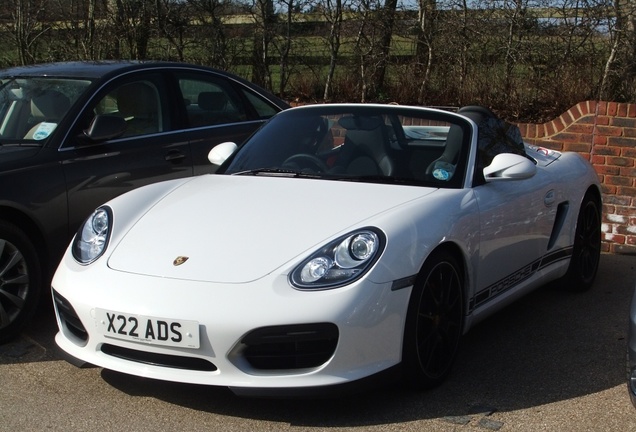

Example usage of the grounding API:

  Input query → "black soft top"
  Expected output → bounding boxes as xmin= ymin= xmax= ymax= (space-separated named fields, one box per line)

xmin=458 ymin=106 xmax=528 ymax=183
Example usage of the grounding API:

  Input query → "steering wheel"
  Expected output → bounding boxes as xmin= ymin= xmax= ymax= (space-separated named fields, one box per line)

xmin=282 ymin=154 xmax=329 ymax=173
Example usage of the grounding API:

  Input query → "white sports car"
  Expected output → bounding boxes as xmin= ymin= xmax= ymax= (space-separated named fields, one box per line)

xmin=52 ymin=104 xmax=601 ymax=396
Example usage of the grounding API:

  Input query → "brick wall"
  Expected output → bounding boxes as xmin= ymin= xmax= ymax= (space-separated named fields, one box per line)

xmin=516 ymin=101 xmax=636 ymax=255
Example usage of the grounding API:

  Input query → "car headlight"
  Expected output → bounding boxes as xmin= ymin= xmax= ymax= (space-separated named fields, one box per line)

xmin=72 ymin=206 xmax=112 ymax=264
xmin=290 ymin=228 xmax=385 ymax=290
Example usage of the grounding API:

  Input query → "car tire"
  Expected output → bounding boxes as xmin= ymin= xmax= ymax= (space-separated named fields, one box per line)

xmin=402 ymin=250 xmax=464 ymax=390
xmin=561 ymin=192 xmax=602 ymax=292
xmin=0 ymin=221 xmax=42 ymax=344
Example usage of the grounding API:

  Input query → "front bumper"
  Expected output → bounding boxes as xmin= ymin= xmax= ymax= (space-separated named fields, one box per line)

xmin=52 ymin=255 xmax=411 ymax=394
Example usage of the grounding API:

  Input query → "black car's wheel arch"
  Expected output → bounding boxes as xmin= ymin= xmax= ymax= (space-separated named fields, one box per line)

xmin=0 ymin=207 xmax=50 ymax=277
xmin=0 ymin=214 xmax=46 ymax=343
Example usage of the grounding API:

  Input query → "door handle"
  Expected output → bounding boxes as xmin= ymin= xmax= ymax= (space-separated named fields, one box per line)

xmin=544 ymin=189 xmax=556 ymax=207
xmin=165 ymin=150 xmax=185 ymax=163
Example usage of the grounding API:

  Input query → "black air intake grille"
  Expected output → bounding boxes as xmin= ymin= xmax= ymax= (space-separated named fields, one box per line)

xmin=52 ymin=290 xmax=88 ymax=343
xmin=241 ymin=323 xmax=339 ymax=370
xmin=101 ymin=344 xmax=217 ymax=372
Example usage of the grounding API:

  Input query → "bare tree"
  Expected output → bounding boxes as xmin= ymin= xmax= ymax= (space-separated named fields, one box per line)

xmin=600 ymin=0 xmax=624 ymax=99
xmin=369 ymin=0 xmax=398 ymax=98
xmin=609 ymin=0 xmax=636 ymax=100
xmin=319 ymin=0 xmax=346 ymax=101
xmin=48 ymin=0 xmax=111 ymax=60
xmin=501 ymin=0 xmax=529 ymax=96
xmin=154 ymin=0 xmax=191 ymax=61
xmin=187 ymin=0 xmax=229 ymax=67
xmin=0 ymin=0 xmax=627 ymax=121
xmin=10 ymin=0 xmax=49 ymax=65
xmin=110 ymin=0 xmax=156 ymax=59
xmin=352 ymin=0 xmax=384 ymax=102
xmin=272 ymin=0 xmax=300 ymax=97
xmin=415 ymin=0 xmax=437 ymax=104
xmin=249 ymin=0 xmax=276 ymax=89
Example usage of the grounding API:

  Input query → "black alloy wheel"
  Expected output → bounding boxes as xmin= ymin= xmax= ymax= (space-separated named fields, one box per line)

xmin=562 ymin=192 xmax=602 ymax=292
xmin=0 ymin=221 xmax=41 ymax=343
xmin=402 ymin=250 xmax=464 ymax=389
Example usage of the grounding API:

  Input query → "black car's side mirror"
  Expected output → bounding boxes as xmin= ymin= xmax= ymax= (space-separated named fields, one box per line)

xmin=80 ymin=115 xmax=127 ymax=143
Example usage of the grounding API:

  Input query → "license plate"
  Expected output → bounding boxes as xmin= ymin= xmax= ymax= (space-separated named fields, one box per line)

xmin=95 ymin=308 xmax=200 ymax=349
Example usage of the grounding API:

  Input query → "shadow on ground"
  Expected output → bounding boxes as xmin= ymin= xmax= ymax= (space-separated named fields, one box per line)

xmin=98 ymin=254 xmax=636 ymax=426
xmin=3 ymin=254 xmax=634 ymax=426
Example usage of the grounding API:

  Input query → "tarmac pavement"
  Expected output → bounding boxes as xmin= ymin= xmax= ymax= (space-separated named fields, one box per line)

xmin=1 ymin=253 xmax=635 ymax=431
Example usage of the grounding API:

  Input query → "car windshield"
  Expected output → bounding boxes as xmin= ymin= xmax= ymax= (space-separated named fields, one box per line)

xmin=0 ymin=77 xmax=92 ymax=144
xmin=222 ymin=105 xmax=472 ymax=188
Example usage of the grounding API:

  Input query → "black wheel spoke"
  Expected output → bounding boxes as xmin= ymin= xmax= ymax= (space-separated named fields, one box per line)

xmin=577 ymin=202 xmax=601 ymax=281
xmin=562 ymin=193 xmax=601 ymax=292
xmin=413 ymin=260 xmax=463 ymax=379
xmin=0 ymin=303 xmax=8 ymax=328
xmin=0 ymin=236 xmax=31 ymax=330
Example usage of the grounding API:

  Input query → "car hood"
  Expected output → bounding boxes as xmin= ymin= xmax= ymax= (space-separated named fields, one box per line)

xmin=108 ymin=175 xmax=436 ymax=283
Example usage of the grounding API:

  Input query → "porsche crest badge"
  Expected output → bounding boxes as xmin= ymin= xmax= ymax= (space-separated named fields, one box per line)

xmin=173 ymin=256 xmax=189 ymax=266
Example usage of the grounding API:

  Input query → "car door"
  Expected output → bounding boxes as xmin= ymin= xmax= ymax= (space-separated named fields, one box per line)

xmin=170 ymin=71 xmax=280 ymax=175
xmin=471 ymin=159 xmax=561 ymax=312
xmin=60 ymin=72 xmax=194 ymax=235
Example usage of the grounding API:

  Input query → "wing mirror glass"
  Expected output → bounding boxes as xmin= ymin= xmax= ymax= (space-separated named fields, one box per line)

xmin=208 ymin=141 xmax=238 ymax=166
xmin=483 ymin=153 xmax=536 ymax=182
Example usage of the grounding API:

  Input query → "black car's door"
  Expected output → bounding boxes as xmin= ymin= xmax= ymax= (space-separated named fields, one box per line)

xmin=61 ymin=73 xmax=194 ymax=234
xmin=170 ymin=71 xmax=281 ymax=175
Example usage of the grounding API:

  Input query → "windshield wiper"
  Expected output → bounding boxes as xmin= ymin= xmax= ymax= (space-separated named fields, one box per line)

xmin=231 ymin=168 xmax=321 ymax=178
xmin=0 ymin=138 xmax=38 ymax=147
xmin=328 ymin=174 xmax=398 ymax=183
xmin=0 ymin=140 xmax=43 ymax=147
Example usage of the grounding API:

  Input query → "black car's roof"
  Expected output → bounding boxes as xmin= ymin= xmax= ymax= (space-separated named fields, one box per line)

xmin=0 ymin=61 xmax=169 ymax=79
xmin=0 ymin=61 xmax=290 ymax=108
xmin=0 ymin=60 xmax=238 ymax=79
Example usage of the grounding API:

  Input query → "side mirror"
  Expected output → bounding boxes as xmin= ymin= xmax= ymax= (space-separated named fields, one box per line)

xmin=483 ymin=153 xmax=536 ymax=182
xmin=208 ymin=141 xmax=238 ymax=166
xmin=81 ymin=115 xmax=127 ymax=142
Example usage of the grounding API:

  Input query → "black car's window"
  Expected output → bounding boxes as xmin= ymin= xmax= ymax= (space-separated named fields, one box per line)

xmin=0 ymin=78 xmax=91 ymax=142
xmin=240 ymin=88 xmax=279 ymax=119
xmin=177 ymin=74 xmax=247 ymax=128
xmin=93 ymin=79 xmax=164 ymax=137
xmin=222 ymin=106 xmax=471 ymax=188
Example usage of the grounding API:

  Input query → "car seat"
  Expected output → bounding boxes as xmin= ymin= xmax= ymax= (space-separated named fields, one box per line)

xmin=23 ymin=90 xmax=71 ymax=140
xmin=196 ymin=92 xmax=235 ymax=125
xmin=424 ymin=123 xmax=465 ymax=181
xmin=116 ymin=82 xmax=160 ymax=136
xmin=425 ymin=106 xmax=494 ymax=182
xmin=336 ymin=115 xmax=394 ymax=176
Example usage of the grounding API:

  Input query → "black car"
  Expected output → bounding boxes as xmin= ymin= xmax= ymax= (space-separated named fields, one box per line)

xmin=629 ymin=282 xmax=636 ymax=407
xmin=0 ymin=61 xmax=289 ymax=342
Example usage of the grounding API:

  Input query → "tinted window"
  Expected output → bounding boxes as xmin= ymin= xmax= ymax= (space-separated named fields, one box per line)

xmin=241 ymin=88 xmax=279 ymax=119
xmin=0 ymin=78 xmax=91 ymax=142
xmin=177 ymin=74 xmax=247 ymax=127
xmin=94 ymin=79 xmax=165 ymax=137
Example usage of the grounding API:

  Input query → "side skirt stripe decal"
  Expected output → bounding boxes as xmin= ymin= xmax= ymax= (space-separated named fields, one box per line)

xmin=468 ymin=246 xmax=573 ymax=313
